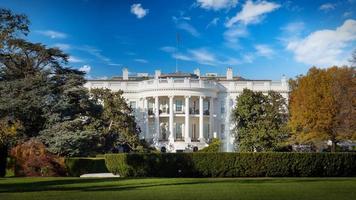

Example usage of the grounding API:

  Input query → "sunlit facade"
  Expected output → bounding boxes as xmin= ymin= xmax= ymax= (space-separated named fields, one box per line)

xmin=85 ymin=68 xmax=289 ymax=152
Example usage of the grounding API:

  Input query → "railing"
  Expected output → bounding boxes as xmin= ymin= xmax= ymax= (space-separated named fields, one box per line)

xmin=86 ymin=78 xmax=288 ymax=92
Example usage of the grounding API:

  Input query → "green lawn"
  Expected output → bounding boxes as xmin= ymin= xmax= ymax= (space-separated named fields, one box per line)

xmin=0 ymin=177 xmax=356 ymax=200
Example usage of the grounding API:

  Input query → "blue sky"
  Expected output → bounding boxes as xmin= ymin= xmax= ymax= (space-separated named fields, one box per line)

xmin=1 ymin=0 xmax=356 ymax=80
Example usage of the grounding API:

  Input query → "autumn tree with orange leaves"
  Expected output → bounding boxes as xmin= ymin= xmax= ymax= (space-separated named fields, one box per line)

xmin=289 ymin=66 xmax=356 ymax=152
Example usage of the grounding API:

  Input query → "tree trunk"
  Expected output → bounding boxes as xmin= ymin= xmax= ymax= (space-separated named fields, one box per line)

xmin=0 ymin=144 xmax=8 ymax=177
xmin=331 ymin=140 xmax=337 ymax=152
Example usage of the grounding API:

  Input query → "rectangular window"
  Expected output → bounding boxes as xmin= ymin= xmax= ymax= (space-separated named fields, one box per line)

xmin=175 ymin=100 xmax=183 ymax=112
xmin=129 ymin=101 xmax=136 ymax=109
xmin=221 ymin=105 xmax=225 ymax=114
xmin=220 ymin=124 xmax=225 ymax=139
xmin=204 ymin=123 xmax=210 ymax=138
xmin=176 ymin=123 xmax=182 ymax=140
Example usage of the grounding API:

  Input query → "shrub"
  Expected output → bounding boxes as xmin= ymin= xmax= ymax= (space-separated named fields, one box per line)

xmin=199 ymin=139 xmax=221 ymax=152
xmin=105 ymin=152 xmax=356 ymax=177
xmin=10 ymin=139 xmax=66 ymax=176
xmin=65 ymin=157 xmax=108 ymax=177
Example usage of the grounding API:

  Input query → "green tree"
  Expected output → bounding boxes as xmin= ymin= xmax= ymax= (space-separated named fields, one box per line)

xmin=0 ymin=8 xmax=103 ymax=157
xmin=232 ymin=89 xmax=289 ymax=152
xmin=91 ymin=88 xmax=141 ymax=151
xmin=289 ymin=67 xmax=355 ymax=151
xmin=0 ymin=8 xmax=69 ymax=137
xmin=38 ymin=68 xmax=103 ymax=157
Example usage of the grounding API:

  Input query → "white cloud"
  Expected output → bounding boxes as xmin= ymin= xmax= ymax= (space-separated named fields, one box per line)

xmin=206 ymin=17 xmax=219 ymax=28
xmin=278 ymin=21 xmax=305 ymax=44
xmin=53 ymin=43 xmax=71 ymax=50
xmin=226 ymin=0 xmax=280 ymax=27
xmin=68 ymin=56 xmax=84 ymax=63
xmin=108 ymin=63 xmax=122 ymax=66
xmin=177 ymin=22 xmax=200 ymax=37
xmin=36 ymin=30 xmax=67 ymax=39
xmin=343 ymin=11 xmax=352 ymax=18
xmin=188 ymin=49 xmax=218 ymax=65
xmin=79 ymin=65 xmax=91 ymax=73
xmin=286 ymin=19 xmax=356 ymax=67
xmin=134 ymin=58 xmax=149 ymax=63
xmin=281 ymin=22 xmax=305 ymax=34
xmin=255 ymin=44 xmax=275 ymax=58
xmin=224 ymin=24 xmax=248 ymax=44
xmin=78 ymin=45 xmax=120 ymax=66
xmin=130 ymin=4 xmax=149 ymax=19
xmin=172 ymin=53 xmax=192 ymax=61
xmin=223 ymin=24 xmax=249 ymax=49
xmin=196 ymin=0 xmax=238 ymax=11
xmin=160 ymin=46 xmax=177 ymax=53
xmin=319 ymin=3 xmax=336 ymax=12
xmin=169 ymin=48 xmax=252 ymax=66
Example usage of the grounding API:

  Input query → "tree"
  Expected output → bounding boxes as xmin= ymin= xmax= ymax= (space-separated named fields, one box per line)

xmin=232 ymin=89 xmax=289 ymax=152
xmin=350 ymin=49 xmax=356 ymax=67
xmin=90 ymin=88 xmax=141 ymax=151
xmin=0 ymin=117 xmax=22 ymax=177
xmin=199 ymin=139 xmax=221 ymax=152
xmin=0 ymin=8 xmax=105 ymax=157
xmin=0 ymin=8 xmax=69 ymax=137
xmin=289 ymin=67 xmax=356 ymax=151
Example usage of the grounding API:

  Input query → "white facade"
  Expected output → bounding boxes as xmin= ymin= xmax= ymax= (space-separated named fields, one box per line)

xmin=84 ymin=68 xmax=289 ymax=152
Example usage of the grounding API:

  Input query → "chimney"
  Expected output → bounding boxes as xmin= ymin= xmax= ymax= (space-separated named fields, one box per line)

xmin=194 ymin=68 xmax=200 ymax=77
xmin=155 ymin=70 xmax=161 ymax=79
xmin=226 ymin=67 xmax=233 ymax=80
xmin=122 ymin=68 xmax=128 ymax=80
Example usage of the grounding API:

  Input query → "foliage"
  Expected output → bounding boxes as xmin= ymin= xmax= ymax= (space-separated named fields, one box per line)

xmin=199 ymin=139 xmax=221 ymax=152
xmin=0 ymin=117 xmax=22 ymax=177
xmin=0 ymin=8 xmax=69 ymax=138
xmin=0 ymin=117 xmax=22 ymax=146
xmin=65 ymin=157 xmax=108 ymax=177
xmin=0 ymin=9 xmax=138 ymax=158
xmin=90 ymin=88 xmax=141 ymax=151
xmin=105 ymin=152 xmax=356 ymax=177
xmin=38 ymin=68 xmax=103 ymax=157
xmin=10 ymin=139 xmax=66 ymax=176
xmin=289 ymin=67 xmax=356 ymax=151
xmin=231 ymin=89 xmax=289 ymax=152
xmin=350 ymin=49 xmax=356 ymax=67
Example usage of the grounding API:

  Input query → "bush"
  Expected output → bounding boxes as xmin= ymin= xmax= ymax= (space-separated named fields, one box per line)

xmin=65 ymin=157 xmax=109 ymax=177
xmin=105 ymin=152 xmax=356 ymax=177
xmin=199 ymin=139 xmax=221 ymax=152
xmin=10 ymin=139 xmax=66 ymax=176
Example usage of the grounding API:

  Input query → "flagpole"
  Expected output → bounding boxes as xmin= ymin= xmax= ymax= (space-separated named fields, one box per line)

xmin=176 ymin=32 xmax=180 ymax=73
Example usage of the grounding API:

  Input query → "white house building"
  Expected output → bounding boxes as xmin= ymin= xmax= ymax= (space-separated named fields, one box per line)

xmin=84 ymin=67 xmax=289 ymax=152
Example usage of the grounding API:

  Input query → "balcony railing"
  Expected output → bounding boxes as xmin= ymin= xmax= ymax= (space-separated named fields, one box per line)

xmin=148 ymin=108 xmax=211 ymax=115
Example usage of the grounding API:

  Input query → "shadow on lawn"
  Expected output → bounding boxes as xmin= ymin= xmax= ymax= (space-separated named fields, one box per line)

xmin=0 ymin=178 xmax=352 ymax=193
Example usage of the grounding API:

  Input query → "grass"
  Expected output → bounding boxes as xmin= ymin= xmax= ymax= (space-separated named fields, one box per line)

xmin=0 ymin=177 xmax=356 ymax=200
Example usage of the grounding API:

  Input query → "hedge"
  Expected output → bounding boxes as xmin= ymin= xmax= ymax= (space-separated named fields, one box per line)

xmin=65 ymin=158 xmax=109 ymax=177
xmin=105 ymin=152 xmax=356 ymax=177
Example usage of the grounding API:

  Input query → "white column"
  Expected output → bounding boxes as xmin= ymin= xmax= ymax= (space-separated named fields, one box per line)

xmin=144 ymin=97 xmax=149 ymax=140
xmin=185 ymin=96 xmax=191 ymax=142
xmin=154 ymin=96 xmax=160 ymax=142
xmin=199 ymin=96 xmax=204 ymax=142
xmin=209 ymin=97 xmax=214 ymax=139
xmin=169 ymin=95 xmax=174 ymax=142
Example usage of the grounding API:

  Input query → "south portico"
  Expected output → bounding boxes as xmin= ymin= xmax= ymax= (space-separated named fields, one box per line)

xmin=142 ymin=93 xmax=217 ymax=152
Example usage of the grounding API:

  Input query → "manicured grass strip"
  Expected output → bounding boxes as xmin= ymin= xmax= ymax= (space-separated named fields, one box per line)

xmin=0 ymin=177 xmax=356 ymax=200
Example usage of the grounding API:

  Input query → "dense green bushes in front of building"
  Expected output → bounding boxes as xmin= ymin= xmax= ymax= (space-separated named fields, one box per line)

xmin=105 ymin=153 xmax=356 ymax=177
xmin=65 ymin=158 xmax=108 ymax=177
